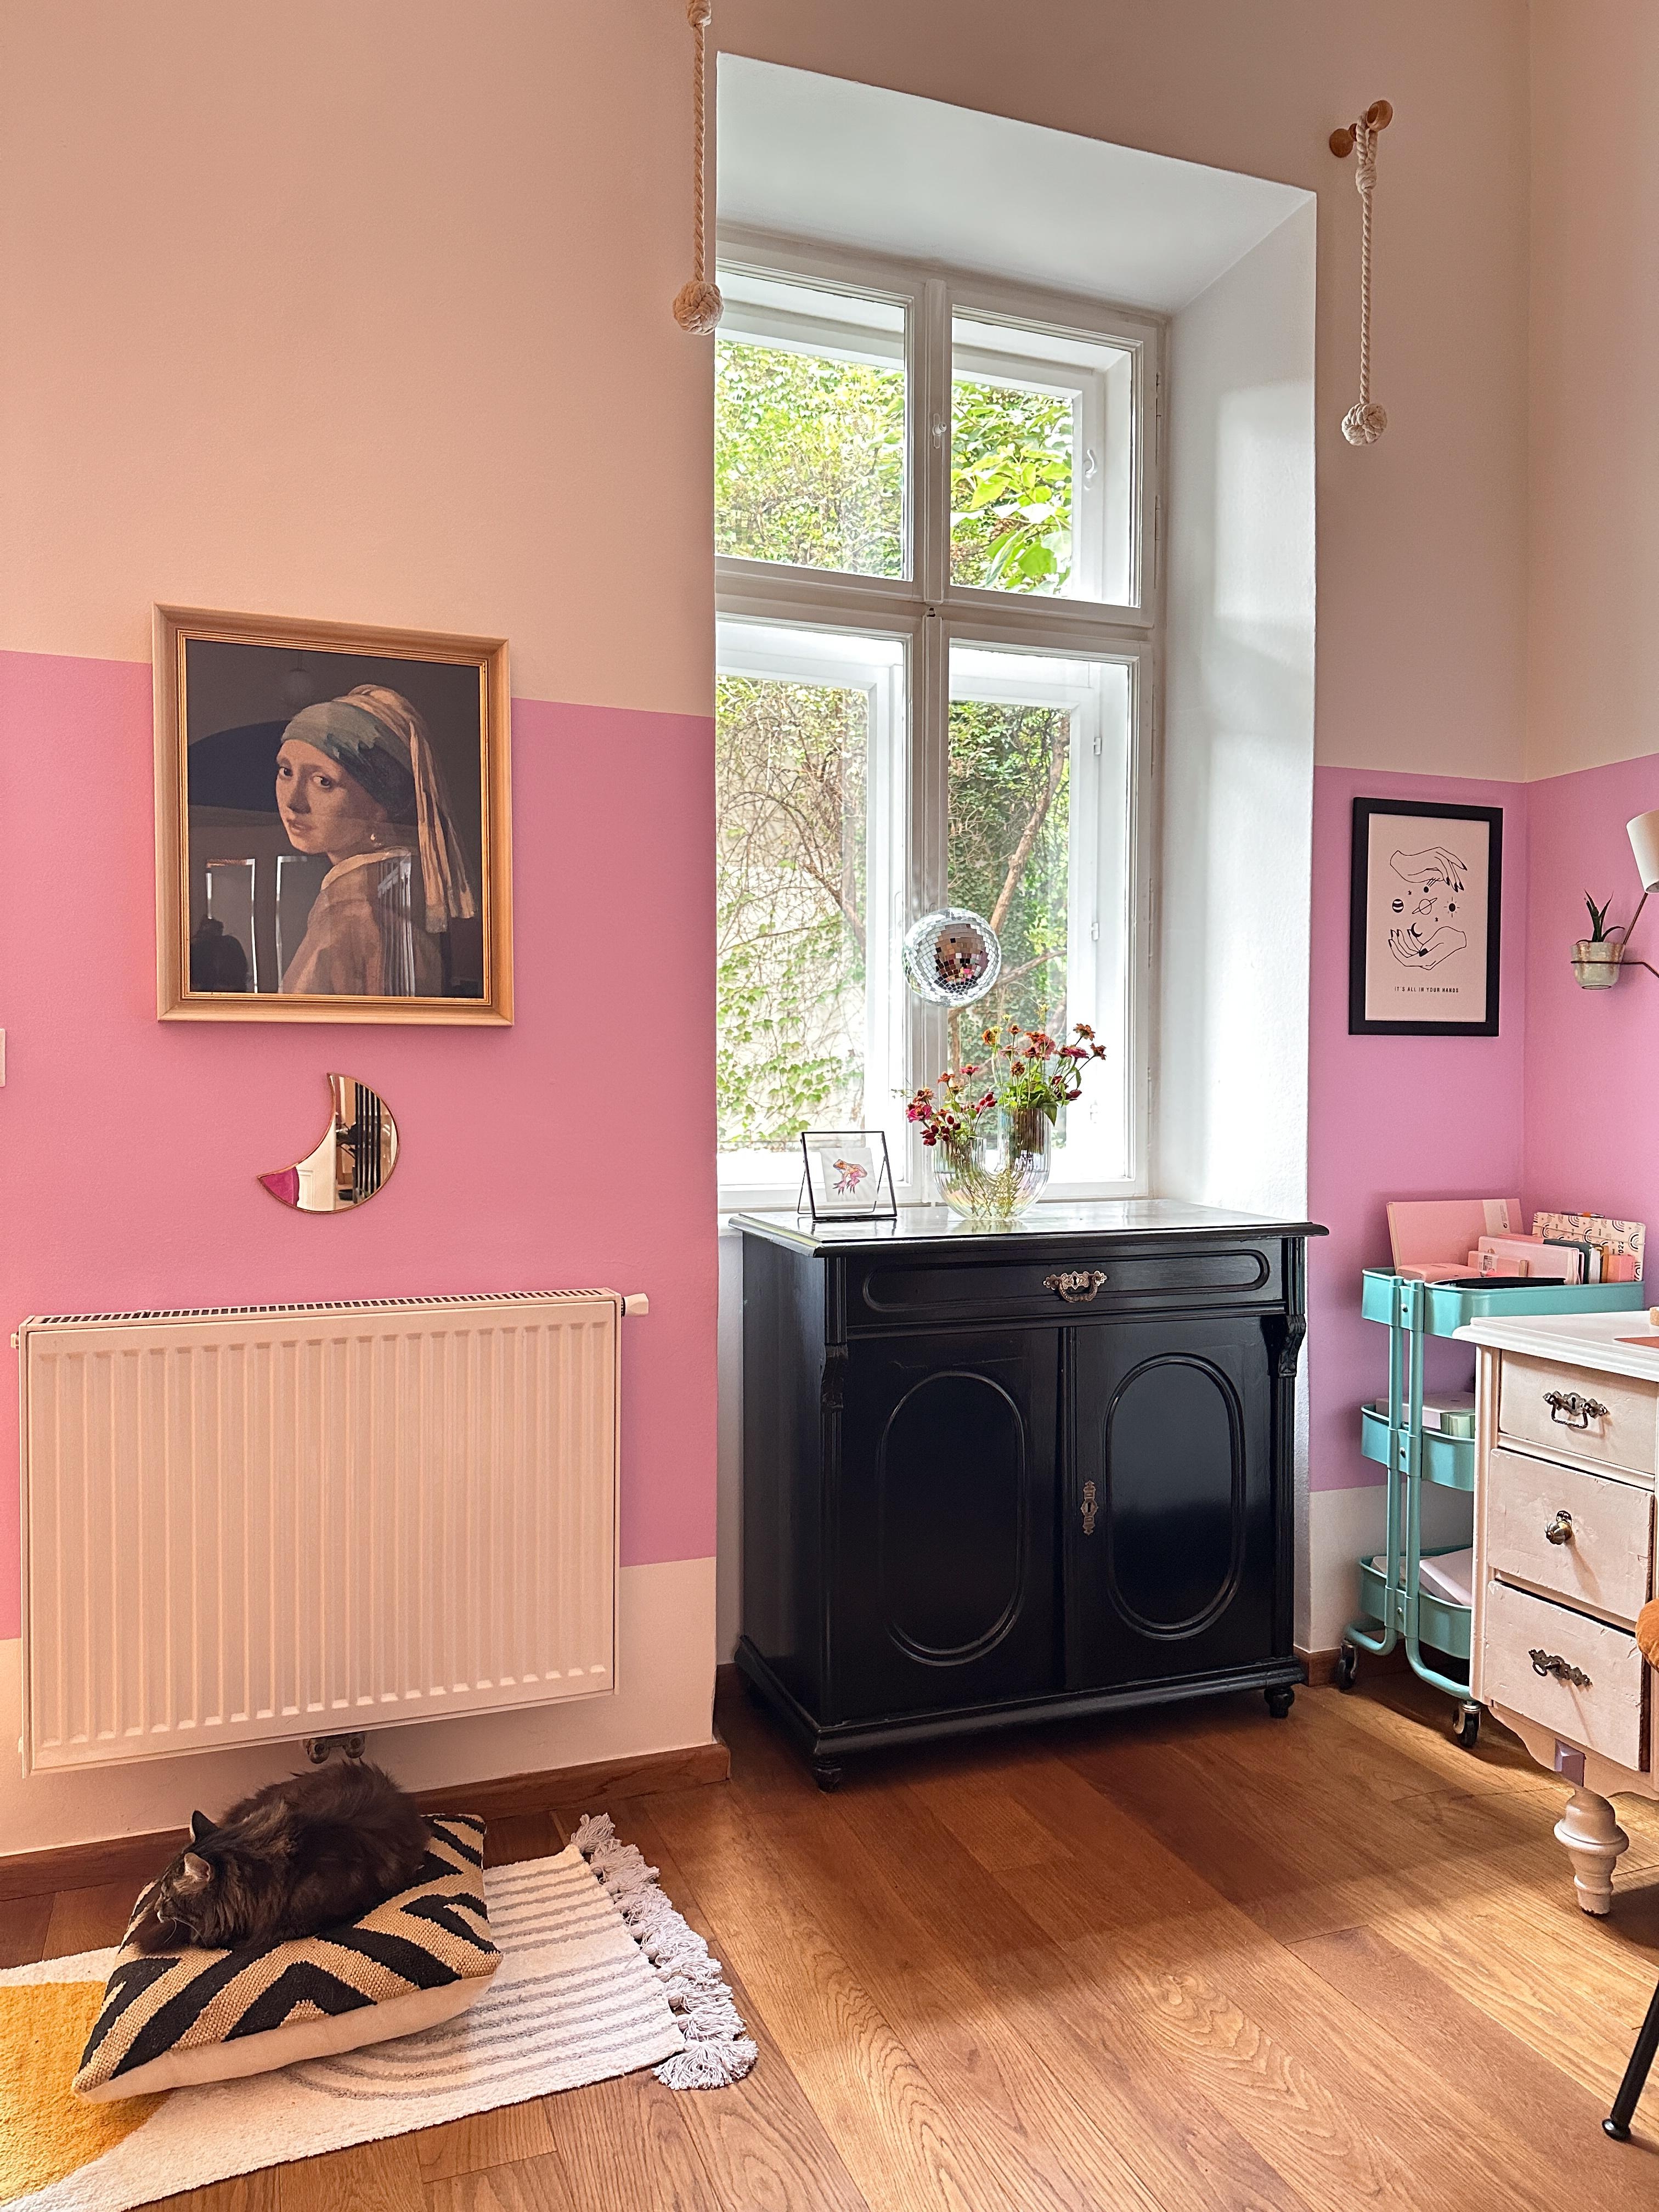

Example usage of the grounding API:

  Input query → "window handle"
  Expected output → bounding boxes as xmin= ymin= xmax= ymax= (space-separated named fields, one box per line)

xmin=1083 ymin=445 xmax=1099 ymax=484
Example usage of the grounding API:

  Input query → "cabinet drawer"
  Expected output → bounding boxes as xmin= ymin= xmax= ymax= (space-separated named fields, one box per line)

xmin=1482 ymin=1579 xmax=1647 ymax=1768
xmin=1497 ymin=1353 xmax=1659 ymax=1477
xmin=1486 ymin=1447 xmax=1653 ymax=1627
xmin=851 ymin=1245 xmax=1278 ymax=1328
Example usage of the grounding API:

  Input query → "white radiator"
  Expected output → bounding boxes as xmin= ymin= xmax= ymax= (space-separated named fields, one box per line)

xmin=18 ymin=1291 xmax=639 ymax=1774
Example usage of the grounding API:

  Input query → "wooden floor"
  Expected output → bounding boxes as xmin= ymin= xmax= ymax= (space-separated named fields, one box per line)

xmin=8 ymin=1674 xmax=1659 ymax=2210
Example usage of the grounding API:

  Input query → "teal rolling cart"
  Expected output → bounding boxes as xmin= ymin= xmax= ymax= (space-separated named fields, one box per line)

xmin=1337 ymin=1269 xmax=1646 ymax=1744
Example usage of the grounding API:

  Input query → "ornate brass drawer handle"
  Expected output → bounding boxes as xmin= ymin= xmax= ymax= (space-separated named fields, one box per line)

xmin=1544 ymin=1509 xmax=1576 ymax=1545
xmin=1046 ymin=1269 xmax=1107 ymax=1304
xmin=1081 ymin=1479 xmax=1098 ymax=1536
xmin=1543 ymin=1389 xmax=1610 ymax=1430
xmin=1530 ymin=1647 xmax=1592 ymax=1689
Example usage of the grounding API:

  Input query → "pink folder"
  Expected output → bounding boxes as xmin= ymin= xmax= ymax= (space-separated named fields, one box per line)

xmin=1387 ymin=1198 xmax=1523 ymax=1281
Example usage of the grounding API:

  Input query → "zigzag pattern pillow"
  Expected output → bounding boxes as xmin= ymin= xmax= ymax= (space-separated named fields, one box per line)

xmin=73 ymin=1814 xmax=498 ymax=2103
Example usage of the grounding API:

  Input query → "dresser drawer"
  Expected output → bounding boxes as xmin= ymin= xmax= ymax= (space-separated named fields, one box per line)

xmin=1486 ymin=1447 xmax=1653 ymax=1627
xmin=1497 ymin=1353 xmax=1659 ymax=1478
xmin=849 ymin=1244 xmax=1279 ymax=1329
xmin=1482 ymin=1579 xmax=1647 ymax=1768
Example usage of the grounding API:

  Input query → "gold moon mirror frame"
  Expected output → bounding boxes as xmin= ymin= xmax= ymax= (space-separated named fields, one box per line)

xmin=259 ymin=1074 xmax=398 ymax=1212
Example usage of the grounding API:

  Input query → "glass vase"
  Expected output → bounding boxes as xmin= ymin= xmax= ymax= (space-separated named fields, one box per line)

xmin=932 ymin=1107 xmax=1052 ymax=1221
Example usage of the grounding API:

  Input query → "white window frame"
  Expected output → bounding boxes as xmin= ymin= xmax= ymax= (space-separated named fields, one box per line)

xmin=715 ymin=228 xmax=1164 ymax=1209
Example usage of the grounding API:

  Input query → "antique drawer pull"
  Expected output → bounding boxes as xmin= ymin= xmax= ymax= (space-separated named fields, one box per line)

xmin=1530 ymin=1647 xmax=1592 ymax=1689
xmin=1081 ymin=1479 xmax=1098 ymax=1536
xmin=1544 ymin=1510 xmax=1575 ymax=1545
xmin=1543 ymin=1389 xmax=1610 ymax=1430
xmin=1046 ymin=1269 xmax=1107 ymax=1304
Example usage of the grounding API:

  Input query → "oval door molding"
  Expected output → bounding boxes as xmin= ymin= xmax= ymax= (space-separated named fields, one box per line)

xmin=1101 ymin=1352 xmax=1246 ymax=1639
xmin=877 ymin=1368 xmax=1029 ymax=1666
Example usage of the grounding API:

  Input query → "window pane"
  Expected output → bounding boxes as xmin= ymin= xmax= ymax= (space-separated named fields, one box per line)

xmin=951 ymin=315 xmax=1135 ymax=603
xmin=716 ymin=271 xmax=907 ymax=579
xmin=947 ymin=690 xmax=1071 ymax=1035
xmin=715 ymin=659 xmax=871 ymax=1153
xmin=949 ymin=647 xmax=1135 ymax=1182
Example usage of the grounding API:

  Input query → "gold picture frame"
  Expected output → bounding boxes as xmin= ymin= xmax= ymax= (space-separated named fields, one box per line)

xmin=155 ymin=605 xmax=512 ymax=1024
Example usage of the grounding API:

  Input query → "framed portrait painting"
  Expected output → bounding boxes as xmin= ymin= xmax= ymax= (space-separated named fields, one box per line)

xmin=155 ymin=606 xmax=512 ymax=1023
xmin=1348 ymin=797 xmax=1502 ymax=1036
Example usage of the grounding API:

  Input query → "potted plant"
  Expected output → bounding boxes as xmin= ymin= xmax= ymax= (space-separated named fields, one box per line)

xmin=905 ymin=1022 xmax=1108 ymax=1220
xmin=1573 ymin=893 xmax=1623 ymax=989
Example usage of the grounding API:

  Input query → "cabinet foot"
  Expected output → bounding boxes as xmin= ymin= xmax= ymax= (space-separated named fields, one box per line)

xmin=1265 ymin=1685 xmax=1295 ymax=1719
xmin=1555 ymin=1784 xmax=1629 ymax=1915
xmin=812 ymin=1760 xmax=844 ymax=1793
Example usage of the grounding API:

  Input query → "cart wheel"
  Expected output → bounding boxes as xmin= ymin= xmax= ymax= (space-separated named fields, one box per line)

xmin=1452 ymin=1702 xmax=1481 ymax=1751
xmin=1334 ymin=1643 xmax=1358 ymax=1692
xmin=1265 ymin=1685 xmax=1295 ymax=1720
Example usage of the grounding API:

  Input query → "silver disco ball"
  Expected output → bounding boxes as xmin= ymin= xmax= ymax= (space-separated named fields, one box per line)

xmin=901 ymin=907 xmax=1002 ymax=1007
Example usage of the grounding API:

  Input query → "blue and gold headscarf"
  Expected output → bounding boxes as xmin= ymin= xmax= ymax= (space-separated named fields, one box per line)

xmin=280 ymin=685 xmax=475 ymax=933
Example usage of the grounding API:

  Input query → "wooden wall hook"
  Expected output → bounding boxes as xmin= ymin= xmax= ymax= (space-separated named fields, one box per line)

xmin=1331 ymin=99 xmax=1393 ymax=159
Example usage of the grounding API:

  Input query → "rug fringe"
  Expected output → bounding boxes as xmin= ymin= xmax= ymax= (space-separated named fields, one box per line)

xmin=572 ymin=1813 xmax=758 ymax=2089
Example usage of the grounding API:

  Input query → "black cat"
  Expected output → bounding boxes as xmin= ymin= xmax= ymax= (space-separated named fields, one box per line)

xmin=128 ymin=1760 xmax=431 ymax=1954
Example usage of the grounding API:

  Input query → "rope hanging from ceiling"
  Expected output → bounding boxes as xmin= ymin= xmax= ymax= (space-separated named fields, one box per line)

xmin=673 ymin=0 xmax=723 ymax=333
xmin=1330 ymin=99 xmax=1393 ymax=444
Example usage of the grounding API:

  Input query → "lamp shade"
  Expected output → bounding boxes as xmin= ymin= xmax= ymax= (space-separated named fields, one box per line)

xmin=1630 ymin=811 xmax=1659 ymax=894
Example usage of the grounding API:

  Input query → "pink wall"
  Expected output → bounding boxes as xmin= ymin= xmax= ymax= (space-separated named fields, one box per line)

xmin=1308 ymin=764 xmax=1528 ymax=1493
xmin=1524 ymin=753 xmax=1659 ymax=1242
xmin=0 ymin=649 xmax=718 ymax=1643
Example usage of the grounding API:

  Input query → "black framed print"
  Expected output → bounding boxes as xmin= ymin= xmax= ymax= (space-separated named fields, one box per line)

xmin=797 ymin=1130 xmax=897 ymax=1223
xmin=1348 ymin=798 xmax=1502 ymax=1036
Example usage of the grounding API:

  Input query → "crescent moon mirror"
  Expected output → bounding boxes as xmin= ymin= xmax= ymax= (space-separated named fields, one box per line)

xmin=259 ymin=1073 xmax=398 ymax=1212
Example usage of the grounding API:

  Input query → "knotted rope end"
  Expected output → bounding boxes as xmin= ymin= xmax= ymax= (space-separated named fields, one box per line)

xmin=1342 ymin=400 xmax=1388 ymax=447
xmin=674 ymin=278 xmax=724 ymax=334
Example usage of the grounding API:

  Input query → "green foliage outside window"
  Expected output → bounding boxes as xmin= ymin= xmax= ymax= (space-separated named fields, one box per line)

xmin=948 ymin=699 xmax=1071 ymax=1036
xmin=715 ymin=343 xmax=905 ymax=577
xmin=716 ymin=674 xmax=868 ymax=1152
xmin=950 ymin=379 xmax=1076 ymax=595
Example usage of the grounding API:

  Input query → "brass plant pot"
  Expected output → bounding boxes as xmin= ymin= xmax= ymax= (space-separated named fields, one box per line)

xmin=1571 ymin=938 xmax=1622 ymax=990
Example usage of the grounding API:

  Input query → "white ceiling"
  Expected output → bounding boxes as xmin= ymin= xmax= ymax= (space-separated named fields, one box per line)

xmin=716 ymin=58 xmax=1310 ymax=317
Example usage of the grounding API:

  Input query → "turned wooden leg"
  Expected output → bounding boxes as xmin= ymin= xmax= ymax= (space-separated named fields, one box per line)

xmin=1555 ymin=1785 xmax=1629 ymax=1916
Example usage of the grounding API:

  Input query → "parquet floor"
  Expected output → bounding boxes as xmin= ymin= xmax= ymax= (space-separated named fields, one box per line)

xmin=7 ymin=1672 xmax=1659 ymax=2209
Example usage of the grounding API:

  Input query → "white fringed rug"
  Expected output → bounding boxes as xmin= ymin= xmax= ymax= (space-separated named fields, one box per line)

xmin=0 ymin=1815 xmax=754 ymax=2212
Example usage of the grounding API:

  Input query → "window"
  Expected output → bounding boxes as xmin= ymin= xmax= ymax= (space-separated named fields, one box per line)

xmin=716 ymin=236 xmax=1161 ymax=1197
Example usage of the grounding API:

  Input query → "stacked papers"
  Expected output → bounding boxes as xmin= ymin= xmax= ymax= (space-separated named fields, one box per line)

xmin=1369 ymin=1548 xmax=1474 ymax=1610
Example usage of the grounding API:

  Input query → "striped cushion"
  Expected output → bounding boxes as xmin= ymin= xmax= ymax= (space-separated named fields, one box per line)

xmin=73 ymin=1814 xmax=498 ymax=2103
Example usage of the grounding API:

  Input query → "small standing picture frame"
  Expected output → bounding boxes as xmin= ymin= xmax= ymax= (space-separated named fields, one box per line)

xmin=798 ymin=1130 xmax=897 ymax=1223
xmin=1348 ymin=797 xmax=1503 ymax=1036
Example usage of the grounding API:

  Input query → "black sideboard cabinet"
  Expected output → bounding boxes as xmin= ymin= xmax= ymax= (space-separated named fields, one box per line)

xmin=732 ymin=1200 xmax=1326 ymax=1788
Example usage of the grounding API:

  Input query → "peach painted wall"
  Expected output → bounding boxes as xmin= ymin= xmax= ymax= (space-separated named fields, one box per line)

xmin=0 ymin=0 xmax=717 ymax=1845
xmin=1528 ymin=0 xmax=1659 ymax=781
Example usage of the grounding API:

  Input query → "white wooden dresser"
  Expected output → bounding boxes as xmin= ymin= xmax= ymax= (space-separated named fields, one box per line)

xmin=1459 ymin=1308 xmax=1659 ymax=1913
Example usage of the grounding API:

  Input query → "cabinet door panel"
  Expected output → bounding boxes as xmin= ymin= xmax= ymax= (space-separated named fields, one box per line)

xmin=836 ymin=1330 xmax=1059 ymax=1721
xmin=1068 ymin=1318 xmax=1274 ymax=1689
